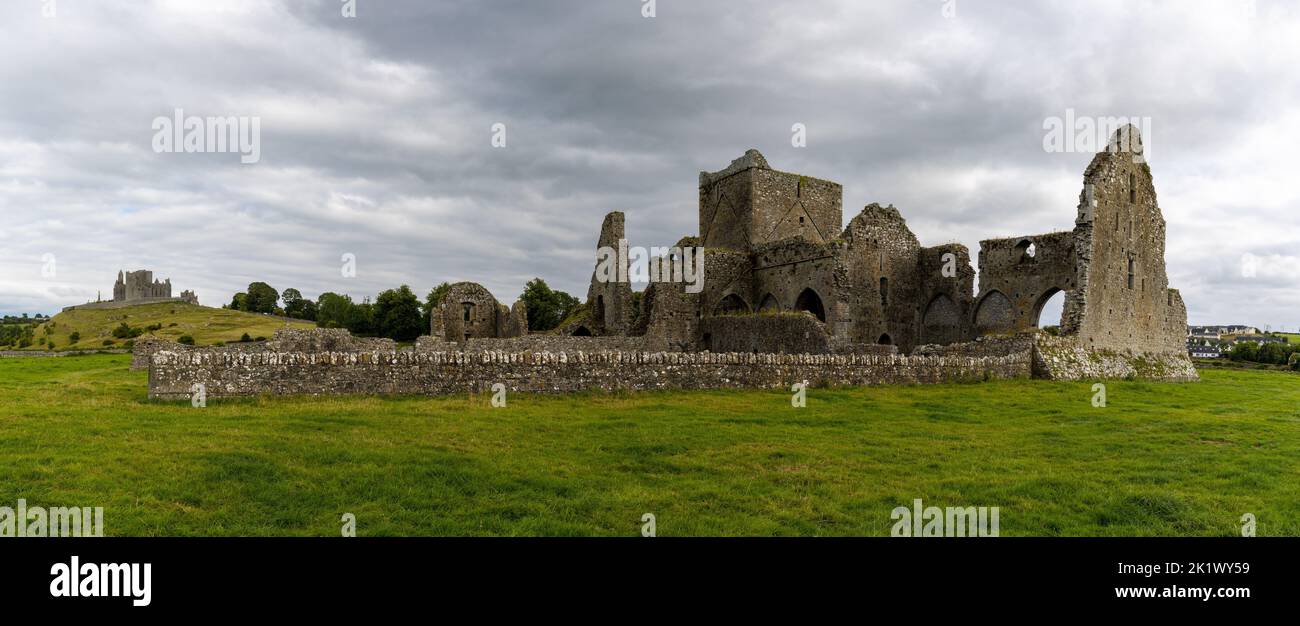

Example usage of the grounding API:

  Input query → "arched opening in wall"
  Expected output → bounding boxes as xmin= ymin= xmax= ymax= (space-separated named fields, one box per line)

xmin=794 ymin=288 xmax=826 ymax=323
xmin=921 ymin=293 xmax=961 ymax=345
xmin=701 ymin=333 xmax=712 ymax=351
xmin=1033 ymin=289 xmax=1066 ymax=334
xmin=758 ymin=293 xmax=780 ymax=313
xmin=877 ymin=333 xmax=892 ymax=345
xmin=595 ymin=295 xmax=606 ymax=327
xmin=1016 ymin=239 xmax=1037 ymax=264
xmin=572 ymin=326 xmax=592 ymax=336
xmin=973 ymin=290 xmax=1014 ymax=335
xmin=462 ymin=302 xmax=475 ymax=323
xmin=713 ymin=294 xmax=749 ymax=316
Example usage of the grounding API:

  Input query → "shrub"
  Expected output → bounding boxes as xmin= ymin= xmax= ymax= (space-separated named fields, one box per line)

xmin=240 ymin=333 xmax=252 ymax=342
xmin=69 ymin=332 xmax=81 ymax=343
xmin=177 ymin=335 xmax=195 ymax=345
xmin=112 ymin=322 xmax=143 ymax=339
xmin=103 ymin=339 xmax=115 ymax=346
xmin=145 ymin=323 xmax=163 ymax=332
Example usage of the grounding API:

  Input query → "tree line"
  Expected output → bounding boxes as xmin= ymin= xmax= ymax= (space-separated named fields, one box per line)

xmin=1227 ymin=340 xmax=1300 ymax=371
xmin=223 ymin=278 xmax=580 ymax=342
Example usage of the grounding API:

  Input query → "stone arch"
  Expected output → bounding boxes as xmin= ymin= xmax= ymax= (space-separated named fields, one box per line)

xmin=1031 ymin=288 xmax=1067 ymax=329
xmin=713 ymin=293 xmax=749 ymax=316
xmin=572 ymin=326 xmax=592 ymax=336
xmin=973 ymin=290 xmax=1014 ymax=335
xmin=921 ymin=293 xmax=962 ymax=345
xmin=758 ymin=293 xmax=781 ymax=313
xmin=794 ymin=288 xmax=826 ymax=323
xmin=877 ymin=333 xmax=892 ymax=345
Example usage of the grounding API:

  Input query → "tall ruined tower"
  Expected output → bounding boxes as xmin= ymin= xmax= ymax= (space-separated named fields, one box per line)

xmin=698 ymin=149 xmax=842 ymax=252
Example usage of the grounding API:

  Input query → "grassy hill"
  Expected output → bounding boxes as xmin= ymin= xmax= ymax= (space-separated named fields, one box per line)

xmin=22 ymin=302 xmax=315 ymax=350
xmin=0 ymin=354 xmax=1296 ymax=536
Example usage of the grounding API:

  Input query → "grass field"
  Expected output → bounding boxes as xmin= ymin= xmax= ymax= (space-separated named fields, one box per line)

xmin=1 ymin=354 xmax=1297 ymax=536
xmin=23 ymin=302 xmax=314 ymax=350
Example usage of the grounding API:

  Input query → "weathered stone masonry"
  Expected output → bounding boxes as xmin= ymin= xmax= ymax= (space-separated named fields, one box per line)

xmin=144 ymin=128 xmax=1197 ymax=398
xmin=147 ymin=342 xmax=1031 ymax=399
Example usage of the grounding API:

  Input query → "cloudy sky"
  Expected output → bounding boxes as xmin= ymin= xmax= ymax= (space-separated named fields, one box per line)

xmin=2 ymin=0 xmax=1297 ymax=329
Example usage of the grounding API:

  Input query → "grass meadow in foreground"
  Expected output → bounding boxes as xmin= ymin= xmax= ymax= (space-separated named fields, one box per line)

xmin=0 ymin=354 xmax=1297 ymax=536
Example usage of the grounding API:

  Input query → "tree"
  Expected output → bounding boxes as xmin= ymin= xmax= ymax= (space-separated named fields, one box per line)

xmin=520 ymin=278 xmax=580 ymax=332
xmin=375 ymin=285 xmax=424 ymax=341
xmin=316 ymin=292 xmax=354 ymax=328
xmin=229 ymin=292 xmax=249 ymax=311
xmin=346 ymin=300 xmax=376 ymax=336
xmin=245 ymin=282 xmax=280 ymax=314
xmin=282 ymin=288 xmax=317 ymax=320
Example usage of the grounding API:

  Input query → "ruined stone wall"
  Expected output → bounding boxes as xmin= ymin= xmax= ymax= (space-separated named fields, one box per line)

xmin=917 ymin=243 xmax=976 ymax=346
xmin=837 ymin=204 xmax=923 ymax=351
xmin=698 ymin=149 xmax=842 ymax=251
xmin=147 ymin=346 xmax=1033 ymax=400
xmin=751 ymin=238 xmax=838 ymax=331
xmin=585 ymin=211 xmax=634 ymax=335
xmin=699 ymin=312 xmax=830 ymax=354
xmin=434 ymin=282 xmax=525 ymax=342
xmin=1070 ymin=129 xmax=1185 ymax=354
xmin=461 ymin=335 xmax=649 ymax=353
xmin=975 ymin=230 xmax=1078 ymax=333
xmin=1032 ymin=334 xmax=1198 ymax=382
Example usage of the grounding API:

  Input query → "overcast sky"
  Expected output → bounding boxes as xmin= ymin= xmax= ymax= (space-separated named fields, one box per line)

xmin=2 ymin=0 xmax=1297 ymax=330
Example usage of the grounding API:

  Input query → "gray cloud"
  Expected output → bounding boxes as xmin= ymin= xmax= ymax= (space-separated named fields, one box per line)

xmin=2 ymin=0 xmax=1297 ymax=330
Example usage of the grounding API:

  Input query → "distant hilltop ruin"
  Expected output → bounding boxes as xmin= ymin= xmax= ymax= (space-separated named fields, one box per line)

xmin=144 ymin=126 xmax=1197 ymax=400
xmin=63 ymin=269 xmax=198 ymax=312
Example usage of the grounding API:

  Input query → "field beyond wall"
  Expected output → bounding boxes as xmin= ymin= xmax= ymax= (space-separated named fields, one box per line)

xmin=1 ymin=354 xmax=1296 ymax=536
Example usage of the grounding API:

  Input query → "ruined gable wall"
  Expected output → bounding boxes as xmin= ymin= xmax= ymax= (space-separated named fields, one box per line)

xmin=585 ymin=211 xmax=634 ymax=335
xmin=436 ymin=282 xmax=501 ymax=341
xmin=1071 ymin=135 xmax=1184 ymax=354
xmin=838 ymin=204 xmax=922 ymax=351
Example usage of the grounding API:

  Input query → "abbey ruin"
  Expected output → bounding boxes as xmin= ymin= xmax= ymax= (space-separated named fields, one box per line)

xmin=145 ymin=127 xmax=1196 ymax=399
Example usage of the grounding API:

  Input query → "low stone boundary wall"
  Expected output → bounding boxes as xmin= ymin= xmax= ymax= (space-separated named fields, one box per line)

xmin=147 ymin=348 xmax=1033 ymax=399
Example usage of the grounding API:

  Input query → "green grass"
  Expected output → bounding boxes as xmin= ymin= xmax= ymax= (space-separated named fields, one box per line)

xmin=1 ymin=354 xmax=1298 ymax=536
xmin=22 ymin=302 xmax=314 ymax=350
